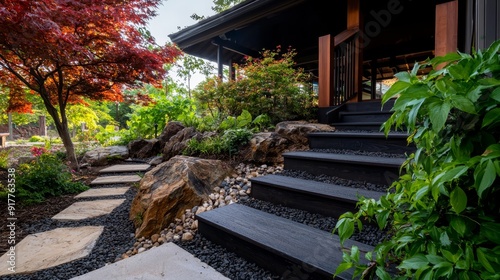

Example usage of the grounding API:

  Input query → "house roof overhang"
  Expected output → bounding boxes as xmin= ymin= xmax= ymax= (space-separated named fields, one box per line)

xmin=168 ymin=0 xmax=348 ymax=76
xmin=169 ymin=0 xmax=437 ymax=79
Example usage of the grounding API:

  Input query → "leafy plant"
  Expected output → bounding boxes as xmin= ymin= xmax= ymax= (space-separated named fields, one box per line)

xmin=334 ymin=40 xmax=500 ymax=279
xmin=184 ymin=128 xmax=253 ymax=157
xmin=0 ymin=149 xmax=8 ymax=169
xmin=221 ymin=128 xmax=253 ymax=156
xmin=29 ymin=135 xmax=46 ymax=142
xmin=194 ymin=46 xmax=318 ymax=123
xmin=183 ymin=136 xmax=226 ymax=157
xmin=16 ymin=153 xmax=88 ymax=204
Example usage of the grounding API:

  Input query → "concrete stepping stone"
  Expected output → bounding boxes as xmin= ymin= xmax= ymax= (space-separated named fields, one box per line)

xmin=52 ymin=199 xmax=125 ymax=221
xmin=99 ymin=164 xmax=150 ymax=173
xmin=90 ymin=175 xmax=142 ymax=185
xmin=75 ymin=187 xmax=130 ymax=198
xmin=0 ymin=226 xmax=103 ymax=276
xmin=69 ymin=242 xmax=229 ymax=280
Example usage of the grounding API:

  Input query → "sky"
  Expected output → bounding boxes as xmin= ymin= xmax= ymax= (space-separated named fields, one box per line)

xmin=147 ymin=0 xmax=215 ymax=45
xmin=146 ymin=0 xmax=217 ymax=88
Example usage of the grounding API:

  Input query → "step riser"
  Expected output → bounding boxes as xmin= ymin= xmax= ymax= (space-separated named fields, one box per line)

xmin=343 ymin=100 xmax=394 ymax=112
xmin=308 ymin=137 xmax=415 ymax=154
xmin=340 ymin=113 xmax=391 ymax=123
xmin=251 ymin=182 xmax=359 ymax=218
xmin=331 ymin=124 xmax=384 ymax=131
xmin=284 ymin=157 xmax=401 ymax=186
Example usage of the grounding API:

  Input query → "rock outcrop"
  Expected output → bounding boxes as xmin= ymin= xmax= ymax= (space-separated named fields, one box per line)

xmin=158 ymin=121 xmax=185 ymax=148
xmin=275 ymin=120 xmax=335 ymax=146
xmin=240 ymin=132 xmax=290 ymax=163
xmin=241 ymin=121 xmax=335 ymax=163
xmin=80 ymin=146 xmax=128 ymax=166
xmin=162 ymin=127 xmax=202 ymax=161
xmin=130 ymin=155 xmax=233 ymax=238
xmin=128 ymin=139 xmax=161 ymax=159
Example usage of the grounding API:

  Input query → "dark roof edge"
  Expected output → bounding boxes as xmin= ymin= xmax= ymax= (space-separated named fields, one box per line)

xmin=168 ymin=0 xmax=306 ymax=49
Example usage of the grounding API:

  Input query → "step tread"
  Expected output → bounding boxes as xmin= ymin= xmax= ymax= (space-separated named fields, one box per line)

xmin=283 ymin=151 xmax=405 ymax=167
xmin=250 ymin=174 xmax=384 ymax=202
xmin=197 ymin=204 xmax=374 ymax=278
xmin=308 ymin=131 xmax=408 ymax=139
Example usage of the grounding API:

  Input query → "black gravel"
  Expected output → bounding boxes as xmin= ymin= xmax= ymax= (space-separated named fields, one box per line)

xmin=174 ymin=235 xmax=281 ymax=280
xmin=3 ymin=183 xmax=137 ymax=280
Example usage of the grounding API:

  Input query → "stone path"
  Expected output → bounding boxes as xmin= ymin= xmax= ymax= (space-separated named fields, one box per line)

xmin=0 ymin=164 xmax=142 ymax=277
xmin=52 ymin=199 xmax=126 ymax=221
xmin=0 ymin=226 xmax=104 ymax=275
xmin=90 ymin=175 xmax=142 ymax=185
xmin=69 ymin=242 xmax=229 ymax=280
xmin=99 ymin=164 xmax=150 ymax=173
xmin=0 ymin=162 xmax=231 ymax=279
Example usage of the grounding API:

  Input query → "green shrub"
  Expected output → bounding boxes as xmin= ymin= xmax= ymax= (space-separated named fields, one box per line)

xmin=16 ymin=153 xmax=88 ymax=204
xmin=184 ymin=128 xmax=253 ymax=157
xmin=28 ymin=135 xmax=46 ymax=142
xmin=194 ymin=47 xmax=318 ymax=123
xmin=0 ymin=149 xmax=8 ymax=169
xmin=221 ymin=128 xmax=253 ymax=156
xmin=183 ymin=136 xmax=226 ymax=156
xmin=334 ymin=41 xmax=500 ymax=279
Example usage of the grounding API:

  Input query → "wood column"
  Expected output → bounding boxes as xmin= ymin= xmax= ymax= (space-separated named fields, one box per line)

xmin=217 ymin=44 xmax=224 ymax=79
xmin=435 ymin=1 xmax=459 ymax=58
xmin=347 ymin=0 xmax=360 ymax=28
xmin=318 ymin=35 xmax=334 ymax=107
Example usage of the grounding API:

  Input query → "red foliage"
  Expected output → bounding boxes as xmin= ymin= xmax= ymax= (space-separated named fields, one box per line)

xmin=0 ymin=0 xmax=182 ymax=112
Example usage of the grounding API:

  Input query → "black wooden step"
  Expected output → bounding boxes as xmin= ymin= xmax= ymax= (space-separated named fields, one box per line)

xmin=250 ymin=174 xmax=385 ymax=218
xmin=196 ymin=203 xmax=374 ymax=279
xmin=339 ymin=110 xmax=392 ymax=123
xmin=330 ymin=121 xmax=385 ymax=131
xmin=283 ymin=151 xmax=404 ymax=185
xmin=308 ymin=131 xmax=415 ymax=154
xmin=342 ymin=99 xmax=394 ymax=112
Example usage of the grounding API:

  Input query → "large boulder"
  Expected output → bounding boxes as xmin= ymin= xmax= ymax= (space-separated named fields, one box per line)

xmin=130 ymin=155 xmax=232 ymax=238
xmin=240 ymin=121 xmax=334 ymax=163
xmin=162 ymin=127 xmax=202 ymax=161
xmin=158 ymin=121 xmax=185 ymax=148
xmin=80 ymin=146 xmax=128 ymax=166
xmin=128 ymin=139 xmax=161 ymax=159
xmin=275 ymin=121 xmax=335 ymax=146
xmin=240 ymin=132 xmax=290 ymax=164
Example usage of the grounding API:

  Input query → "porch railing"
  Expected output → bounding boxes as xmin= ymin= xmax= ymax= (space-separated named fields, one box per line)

xmin=332 ymin=28 xmax=360 ymax=105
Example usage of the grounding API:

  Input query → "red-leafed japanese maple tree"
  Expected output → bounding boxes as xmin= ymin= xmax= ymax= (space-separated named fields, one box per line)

xmin=0 ymin=0 xmax=181 ymax=169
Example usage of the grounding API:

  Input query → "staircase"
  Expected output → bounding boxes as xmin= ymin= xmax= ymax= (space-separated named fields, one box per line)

xmin=196 ymin=100 xmax=415 ymax=279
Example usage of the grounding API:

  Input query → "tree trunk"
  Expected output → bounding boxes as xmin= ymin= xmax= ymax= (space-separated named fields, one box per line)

xmin=40 ymin=95 xmax=79 ymax=171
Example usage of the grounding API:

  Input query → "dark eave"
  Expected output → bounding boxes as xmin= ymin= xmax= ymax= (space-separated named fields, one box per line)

xmin=168 ymin=0 xmax=305 ymax=50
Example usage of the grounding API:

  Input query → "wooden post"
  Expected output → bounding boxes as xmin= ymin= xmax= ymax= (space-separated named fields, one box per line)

xmin=435 ymin=1 xmax=459 ymax=59
xmin=217 ymin=44 xmax=224 ymax=79
xmin=318 ymin=35 xmax=334 ymax=107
